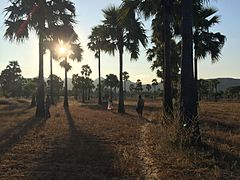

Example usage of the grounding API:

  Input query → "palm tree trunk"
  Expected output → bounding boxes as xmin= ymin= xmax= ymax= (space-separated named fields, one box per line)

xmin=50 ymin=51 xmax=54 ymax=105
xmin=35 ymin=26 xmax=45 ymax=117
xmin=118 ymin=46 xmax=125 ymax=113
xmin=181 ymin=0 xmax=200 ymax=144
xmin=64 ymin=58 xmax=68 ymax=108
xmin=98 ymin=50 xmax=102 ymax=104
xmin=163 ymin=2 xmax=173 ymax=115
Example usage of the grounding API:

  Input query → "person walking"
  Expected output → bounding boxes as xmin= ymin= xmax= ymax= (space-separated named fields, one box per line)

xmin=107 ymin=96 xmax=113 ymax=110
xmin=136 ymin=95 xmax=144 ymax=118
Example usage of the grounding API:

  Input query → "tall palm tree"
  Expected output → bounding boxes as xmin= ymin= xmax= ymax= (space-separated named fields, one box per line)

xmin=181 ymin=0 xmax=201 ymax=144
xmin=56 ymin=24 xmax=83 ymax=108
xmin=102 ymin=5 xmax=147 ymax=113
xmin=88 ymin=25 xmax=109 ymax=105
xmin=121 ymin=0 xmax=174 ymax=115
xmin=4 ymin=0 xmax=76 ymax=117
xmin=60 ymin=60 xmax=72 ymax=108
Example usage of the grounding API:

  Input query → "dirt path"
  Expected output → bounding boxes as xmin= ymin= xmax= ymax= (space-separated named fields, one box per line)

xmin=138 ymin=123 xmax=160 ymax=179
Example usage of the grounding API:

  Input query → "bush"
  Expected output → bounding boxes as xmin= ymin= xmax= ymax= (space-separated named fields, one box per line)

xmin=153 ymin=112 xmax=201 ymax=149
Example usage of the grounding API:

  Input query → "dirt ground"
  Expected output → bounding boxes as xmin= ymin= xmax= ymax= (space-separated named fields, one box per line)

xmin=0 ymin=98 xmax=239 ymax=179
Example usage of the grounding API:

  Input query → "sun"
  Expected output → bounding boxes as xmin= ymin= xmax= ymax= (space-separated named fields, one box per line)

xmin=59 ymin=46 xmax=66 ymax=55
xmin=56 ymin=40 xmax=70 ymax=57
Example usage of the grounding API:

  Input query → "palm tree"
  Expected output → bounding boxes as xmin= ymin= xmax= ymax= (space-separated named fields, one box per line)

xmin=60 ymin=60 xmax=72 ymax=108
xmin=43 ymin=24 xmax=78 ymax=105
xmin=122 ymin=71 xmax=130 ymax=94
xmin=4 ymin=0 xmax=76 ymax=117
xmin=181 ymin=0 xmax=200 ymax=144
xmin=105 ymin=74 xmax=118 ymax=99
xmin=121 ymin=0 xmax=173 ymax=115
xmin=58 ymin=38 xmax=83 ymax=108
xmin=88 ymin=25 xmax=109 ymax=105
xmin=81 ymin=65 xmax=92 ymax=78
xmin=80 ymin=65 xmax=92 ymax=102
xmin=102 ymin=5 xmax=147 ymax=113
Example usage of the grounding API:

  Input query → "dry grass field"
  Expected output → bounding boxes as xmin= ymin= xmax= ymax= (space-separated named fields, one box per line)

xmin=0 ymin=98 xmax=239 ymax=179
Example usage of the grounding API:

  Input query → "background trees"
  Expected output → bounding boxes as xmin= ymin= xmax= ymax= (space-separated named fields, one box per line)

xmin=46 ymin=74 xmax=63 ymax=103
xmin=0 ymin=61 xmax=23 ymax=97
xmin=105 ymin=74 xmax=119 ymax=100
xmin=72 ymin=65 xmax=94 ymax=103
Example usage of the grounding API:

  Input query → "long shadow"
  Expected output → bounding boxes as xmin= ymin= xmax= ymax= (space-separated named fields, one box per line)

xmin=29 ymin=108 xmax=121 ymax=179
xmin=201 ymin=142 xmax=240 ymax=171
xmin=65 ymin=107 xmax=120 ymax=177
xmin=0 ymin=107 xmax=30 ymax=116
xmin=0 ymin=116 xmax=45 ymax=157
xmin=0 ymin=100 xmax=30 ymax=111
xmin=200 ymin=118 xmax=240 ymax=134
xmin=202 ymin=132 xmax=240 ymax=149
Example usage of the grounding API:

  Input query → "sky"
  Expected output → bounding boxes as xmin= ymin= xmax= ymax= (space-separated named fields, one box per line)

xmin=0 ymin=0 xmax=240 ymax=84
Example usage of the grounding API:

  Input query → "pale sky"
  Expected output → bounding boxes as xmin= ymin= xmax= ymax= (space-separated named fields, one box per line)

xmin=0 ymin=0 xmax=239 ymax=84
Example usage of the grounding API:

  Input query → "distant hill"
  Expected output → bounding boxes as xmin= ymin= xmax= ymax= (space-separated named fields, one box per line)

xmin=215 ymin=78 xmax=240 ymax=91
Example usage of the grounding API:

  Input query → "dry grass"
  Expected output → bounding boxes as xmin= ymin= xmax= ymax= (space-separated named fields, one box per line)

xmin=0 ymin=98 xmax=239 ymax=179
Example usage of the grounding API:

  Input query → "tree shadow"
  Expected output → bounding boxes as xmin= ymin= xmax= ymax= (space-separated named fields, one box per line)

xmin=64 ymin=107 xmax=120 ymax=177
xmin=202 ymin=133 xmax=240 ymax=150
xmin=28 ymin=108 xmax=121 ymax=179
xmin=0 ymin=116 xmax=45 ymax=157
xmin=201 ymin=142 xmax=240 ymax=171
xmin=0 ymin=106 xmax=30 ymax=116
xmin=201 ymin=118 xmax=240 ymax=134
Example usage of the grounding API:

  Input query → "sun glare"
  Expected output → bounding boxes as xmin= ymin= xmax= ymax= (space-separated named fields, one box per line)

xmin=56 ymin=40 xmax=71 ymax=58
xmin=59 ymin=46 xmax=66 ymax=55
